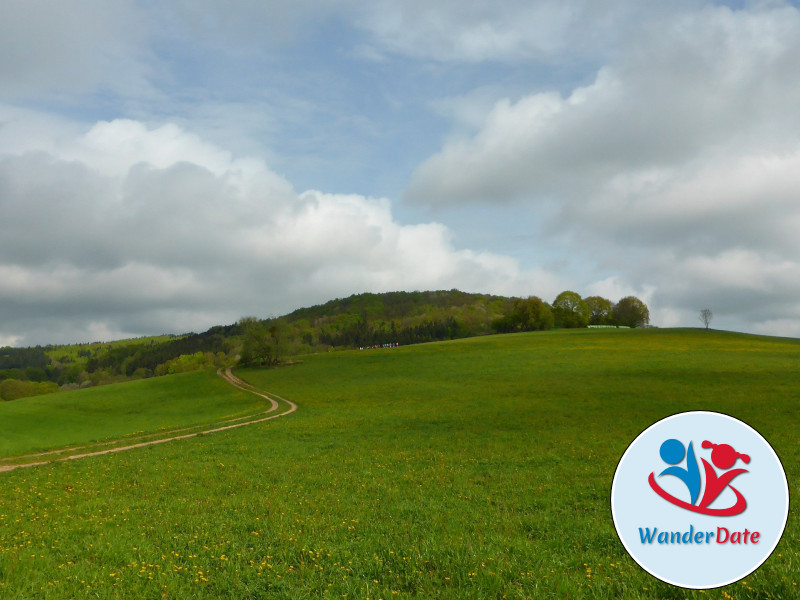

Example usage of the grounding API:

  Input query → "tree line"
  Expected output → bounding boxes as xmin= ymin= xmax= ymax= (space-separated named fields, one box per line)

xmin=0 ymin=330 xmax=235 ymax=401
xmin=491 ymin=292 xmax=649 ymax=333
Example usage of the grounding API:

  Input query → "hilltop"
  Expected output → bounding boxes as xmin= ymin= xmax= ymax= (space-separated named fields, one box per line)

xmin=1 ymin=288 xmax=649 ymax=400
xmin=0 ymin=291 xmax=510 ymax=399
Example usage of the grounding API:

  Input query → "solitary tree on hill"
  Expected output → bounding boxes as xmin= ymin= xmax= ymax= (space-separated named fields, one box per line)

xmin=700 ymin=308 xmax=713 ymax=330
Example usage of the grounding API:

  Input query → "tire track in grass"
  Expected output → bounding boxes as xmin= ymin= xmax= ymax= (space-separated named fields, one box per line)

xmin=0 ymin=368 xmax=297 ymax=474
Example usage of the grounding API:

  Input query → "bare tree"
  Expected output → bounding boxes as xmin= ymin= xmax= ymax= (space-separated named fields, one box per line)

xmin=699 ymin=309 xmax=713 ymax=330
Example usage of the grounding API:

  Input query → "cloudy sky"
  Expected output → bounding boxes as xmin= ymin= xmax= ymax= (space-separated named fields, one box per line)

xmin=3 ymin=0 xmax=800 ymax=346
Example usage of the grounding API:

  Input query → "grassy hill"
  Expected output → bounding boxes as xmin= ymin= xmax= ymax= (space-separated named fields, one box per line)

xmin=1 ymin=289 xmax=655 ymax=401
xmin=268 ymin=289 xmax=512 ymax=350
xmin=0 ymin=328 xmax=797 ymax=598
xmin=1 ymin=290 xmax=514 ymax=399
xmin=0 ymin=370 xmax=265 ymax=458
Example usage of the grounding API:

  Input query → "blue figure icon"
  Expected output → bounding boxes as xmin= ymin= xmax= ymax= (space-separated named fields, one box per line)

xmin=659 ymin=438 xmax=701 ymax=505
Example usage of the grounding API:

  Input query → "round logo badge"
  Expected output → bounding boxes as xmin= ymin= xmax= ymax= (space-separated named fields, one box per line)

xmin=611 ymin=411 xmax=789 ymax=589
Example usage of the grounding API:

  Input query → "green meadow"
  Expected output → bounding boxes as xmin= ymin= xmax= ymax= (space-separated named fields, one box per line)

xmin=0 ymin=370 xmax=264 ymax=458
xmin=0 ymin=328 xmax=798 ymax=599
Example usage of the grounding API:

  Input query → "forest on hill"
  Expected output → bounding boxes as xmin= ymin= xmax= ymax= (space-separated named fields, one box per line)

xmin=1 ymin=289 xmax=649 ymax=401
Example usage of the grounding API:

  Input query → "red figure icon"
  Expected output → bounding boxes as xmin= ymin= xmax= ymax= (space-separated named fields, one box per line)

xmin=697 ymin=441 xmax=750 ymax=511
xmin=648 ymin=439 xmax=750 ymax=516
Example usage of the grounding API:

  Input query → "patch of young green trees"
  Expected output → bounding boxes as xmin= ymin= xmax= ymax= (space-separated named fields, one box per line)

xmin=491 ymin=292 xmax=649 ymax=333
xmin=238 ymin=317 xmax=286 ymax=367
xmin=0 ymin=378 xmax=59 ymax=401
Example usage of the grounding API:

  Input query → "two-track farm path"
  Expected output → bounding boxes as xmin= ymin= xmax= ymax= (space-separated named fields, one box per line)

xmin=0 ymin=368 xmax=297 ymax=474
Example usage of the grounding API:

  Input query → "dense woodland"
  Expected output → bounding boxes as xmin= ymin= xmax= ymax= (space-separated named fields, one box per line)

xmin=1 ymin=289 xmax=649 ymax=401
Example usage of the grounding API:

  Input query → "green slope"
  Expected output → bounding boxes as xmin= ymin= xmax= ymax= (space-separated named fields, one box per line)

xmin=0 ymin=329 xmax=797 ymax=599
xmin=0 ymin=370 xmax=264 ymax=457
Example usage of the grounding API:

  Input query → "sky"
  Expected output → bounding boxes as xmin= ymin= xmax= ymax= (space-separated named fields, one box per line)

xmin=3 ymin=0 xmax=800 ymax=346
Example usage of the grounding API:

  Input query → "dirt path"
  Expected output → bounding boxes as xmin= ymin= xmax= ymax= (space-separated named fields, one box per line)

xmin=0 ymin=368 xmax=297 ymax=474
xmin=3 ymin=369 xmax=279 ymax=462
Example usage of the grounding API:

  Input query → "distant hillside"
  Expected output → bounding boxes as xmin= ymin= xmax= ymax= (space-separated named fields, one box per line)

xmin=277 ymin=290 xmax=513 ymax=351
xmin=1 ymin=288 xmax=651 ymax=400
xmin=0 ymin=290 xmax=513 ymax=400
xmin=285 ymin=290 xmax=510 ymax=322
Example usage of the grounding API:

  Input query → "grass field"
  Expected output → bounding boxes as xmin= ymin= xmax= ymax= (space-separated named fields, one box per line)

xmin=0 ymin=370 xmax=265 ymax=458
xmin=0 ymin=328 xmax=797 ymax=599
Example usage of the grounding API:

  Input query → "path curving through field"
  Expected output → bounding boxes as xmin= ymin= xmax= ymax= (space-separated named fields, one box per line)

xmin=0 ymin=368 xmax=297 ymax=474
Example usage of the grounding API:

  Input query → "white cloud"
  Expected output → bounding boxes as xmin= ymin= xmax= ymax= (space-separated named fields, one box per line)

xmin=0 ymin=333 xmax=21 ymax=347
xmin=353 ymin=0 xmax=643 ymax=63
xmin=0 ymin=0 xmax=151 ymax=97
xmin=4 ymin=1 xmax=800 ymax=341
xmin=585 ymin=276 xmax=653 ymax=306
xmin=754 ymin=318 xmax=800 ymax=339
xmin=65 ymin=120 xmax=238 ymax=179
xmin=405 ymin=2 xmax=800 ymax=336
xmin=409 ymin=4 xmax=800 ymax=205
xmin=0 ymin=114 xmax=553 ymax=345
xmin=153 ymin=0 xmax=345 ymax=49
